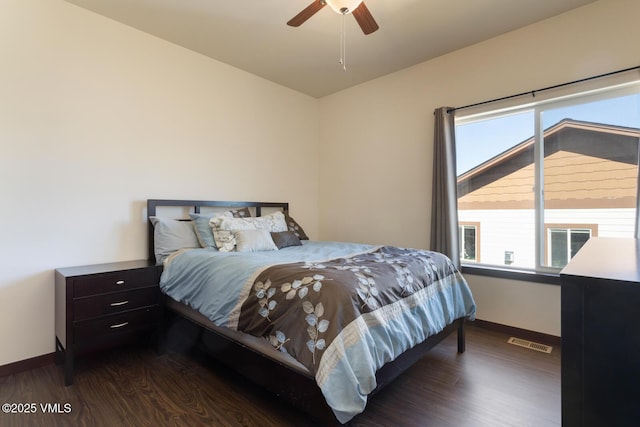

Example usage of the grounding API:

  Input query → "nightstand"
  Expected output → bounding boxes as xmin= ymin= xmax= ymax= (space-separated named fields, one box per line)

xmin=54 ymin=260 xmax=162 ymax=385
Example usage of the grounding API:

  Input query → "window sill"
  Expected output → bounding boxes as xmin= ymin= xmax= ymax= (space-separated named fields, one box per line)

xmin=460 ymin=264 xmax=561 ymax=285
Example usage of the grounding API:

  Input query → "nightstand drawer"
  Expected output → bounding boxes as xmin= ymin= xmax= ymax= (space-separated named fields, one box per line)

xmin=74 ymin=306 xmax=159 ymax=342
xmin=74 ymin=287 xmax=159 ymax=321
xmin=74 ymin=268 xmax=158 ymax=297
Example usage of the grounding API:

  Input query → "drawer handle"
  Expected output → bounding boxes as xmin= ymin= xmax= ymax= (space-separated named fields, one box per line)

xmin=110 ymin=322 xmax=129 ymax=329
xmin=110 ymin=300 xmax=129 ymax=307
xmin=115 ymin=280 xmax=125 ymax=285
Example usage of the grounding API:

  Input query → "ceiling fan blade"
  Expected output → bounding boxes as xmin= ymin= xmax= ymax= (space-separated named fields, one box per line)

xmin=287 ymin=1 xmax=326 ymax=27
xmin=352 ymin=2 xmax=379 ymax=35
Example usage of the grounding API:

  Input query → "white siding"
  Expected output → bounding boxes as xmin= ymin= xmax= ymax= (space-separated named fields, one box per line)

xmin=460 ymin=208 xmax=636 ymax=268
xmin=460 ymin=209 xmax=536 ymax=268
xmin=545 ymin=208 xmax=636 ymax=237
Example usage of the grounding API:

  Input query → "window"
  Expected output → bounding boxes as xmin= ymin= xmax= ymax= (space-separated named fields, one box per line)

xmin=456 ymin=84 xmax=640 ymax=272
xmin=545 ymin=225 xmax=596 ymax=268
xmin=459 ymin=222 xmax=480 ymax=262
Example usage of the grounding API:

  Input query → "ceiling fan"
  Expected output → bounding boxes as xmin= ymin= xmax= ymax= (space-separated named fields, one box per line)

xmin=287 ymin=0 xmax=379 ymax=35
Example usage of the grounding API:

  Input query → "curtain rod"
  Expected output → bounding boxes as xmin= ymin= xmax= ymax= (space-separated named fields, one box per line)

xmin=447 ymin=65 xmax=640 ymax=114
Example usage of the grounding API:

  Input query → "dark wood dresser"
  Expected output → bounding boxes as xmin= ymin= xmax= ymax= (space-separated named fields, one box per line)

xmin=560 ymin=237 xmax=640 ymax=427
xmin=55 ymin=260 xmax=162 ymax=385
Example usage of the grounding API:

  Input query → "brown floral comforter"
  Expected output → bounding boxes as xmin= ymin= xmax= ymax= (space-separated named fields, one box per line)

xmin=233 ymin=245 xmax=476 ymax=422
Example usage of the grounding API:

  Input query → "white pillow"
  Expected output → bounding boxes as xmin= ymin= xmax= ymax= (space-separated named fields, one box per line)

xmin=234 ymin=229 xmax=278 ymax=252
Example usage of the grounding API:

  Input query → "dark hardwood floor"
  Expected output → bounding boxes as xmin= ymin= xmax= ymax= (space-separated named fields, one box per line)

xmin=0 ymin=323 xmax=560 ymax=427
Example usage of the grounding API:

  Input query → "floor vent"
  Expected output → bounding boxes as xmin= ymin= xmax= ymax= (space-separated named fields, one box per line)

xmin=507 ymin=337 xmax=553 ymax=354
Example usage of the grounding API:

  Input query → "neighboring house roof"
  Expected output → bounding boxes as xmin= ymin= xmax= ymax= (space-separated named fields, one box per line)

xmin=457 ymin=119 xmax=640 ymax=210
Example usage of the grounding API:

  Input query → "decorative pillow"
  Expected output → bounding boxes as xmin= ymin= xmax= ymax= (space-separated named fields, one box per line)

xmin=209 ymin=215 xmax=236 ymax=252
xmin=149 ymin=217 xmax=200 ymax=264
xmin=220 ymin=211 xmax=287 ymax=233
xmin=231 ymin=207 xmax=251 ymax=218
xmin=235 ymin=229 xmax=278 ymax=252
xmin=260 ymin=211 xmax=288 ymax=232
xmin=271 ymin=231 xmax=303 ymax=249
xmin=210 ymin=211 xmax=287 ymax=252
xmin=285 ymin=213 xmax=309 ymax=240
xmin=189 ymin=212 xmax=232 ymax=248
xmin=211 ymin=229 xmax=235 ymax=252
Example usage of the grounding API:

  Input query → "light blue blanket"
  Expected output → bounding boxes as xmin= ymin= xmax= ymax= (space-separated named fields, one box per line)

xmin=160 ymin=241 xmax=476 ymax=423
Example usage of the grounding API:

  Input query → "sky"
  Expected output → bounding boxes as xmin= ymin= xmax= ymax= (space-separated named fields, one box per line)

xmin=455 ymin=93 xmax=640 ymax=175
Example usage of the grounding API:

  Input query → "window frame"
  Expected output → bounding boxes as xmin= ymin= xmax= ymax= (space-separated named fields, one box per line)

xmin=455 ymin=80 xmax=640 ymax=282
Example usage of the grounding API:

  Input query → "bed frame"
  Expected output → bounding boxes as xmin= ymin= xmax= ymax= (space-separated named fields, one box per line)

xmin=147 ymin=199 xmax=467 ymax=424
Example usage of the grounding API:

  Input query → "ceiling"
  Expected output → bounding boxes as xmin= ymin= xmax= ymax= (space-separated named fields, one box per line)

xmin=64 ymin=0 xmax=599 ymax=98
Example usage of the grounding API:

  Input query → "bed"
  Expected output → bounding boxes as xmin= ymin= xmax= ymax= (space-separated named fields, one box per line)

xmin=147 ymin=199 xmax=476 ymax=424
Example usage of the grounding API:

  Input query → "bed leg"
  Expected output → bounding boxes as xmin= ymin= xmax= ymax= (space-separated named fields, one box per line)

xmin=457 ymin=320 xmax=466 ymax=353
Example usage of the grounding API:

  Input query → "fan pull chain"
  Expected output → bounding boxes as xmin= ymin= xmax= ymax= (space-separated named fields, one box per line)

xmin=339 ymin=13 xmax=346 ymax=71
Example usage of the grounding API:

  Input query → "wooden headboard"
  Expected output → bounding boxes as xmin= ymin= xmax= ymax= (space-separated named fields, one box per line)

xmin=146 ymin=199 xmax=289 ymax=262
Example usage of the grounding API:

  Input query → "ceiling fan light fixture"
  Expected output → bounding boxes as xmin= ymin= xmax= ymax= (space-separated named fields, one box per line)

xmin=324 ymin=0 xmax=364 ymax=15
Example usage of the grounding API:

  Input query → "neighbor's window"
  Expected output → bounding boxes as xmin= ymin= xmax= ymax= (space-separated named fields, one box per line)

xmin=456 ymin=85 xmax=640 ymax=272
xmin=459 ymin=222 xmax=480 ymax=262
xmin=545 ymin=225 xmax=596 ymax=268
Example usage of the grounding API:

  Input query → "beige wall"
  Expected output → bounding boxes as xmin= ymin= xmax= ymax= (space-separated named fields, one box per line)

xmin=0 ymin=0 xmax=319 ymax=366
xmin=318 ymin=0 xmax=640 ymax=336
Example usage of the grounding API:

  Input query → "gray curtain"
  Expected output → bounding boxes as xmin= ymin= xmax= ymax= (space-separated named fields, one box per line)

xmin=430 ymin=107 xmax=460 ymax=268
xmin=636 ymin=142 xmax=640 ymax=239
